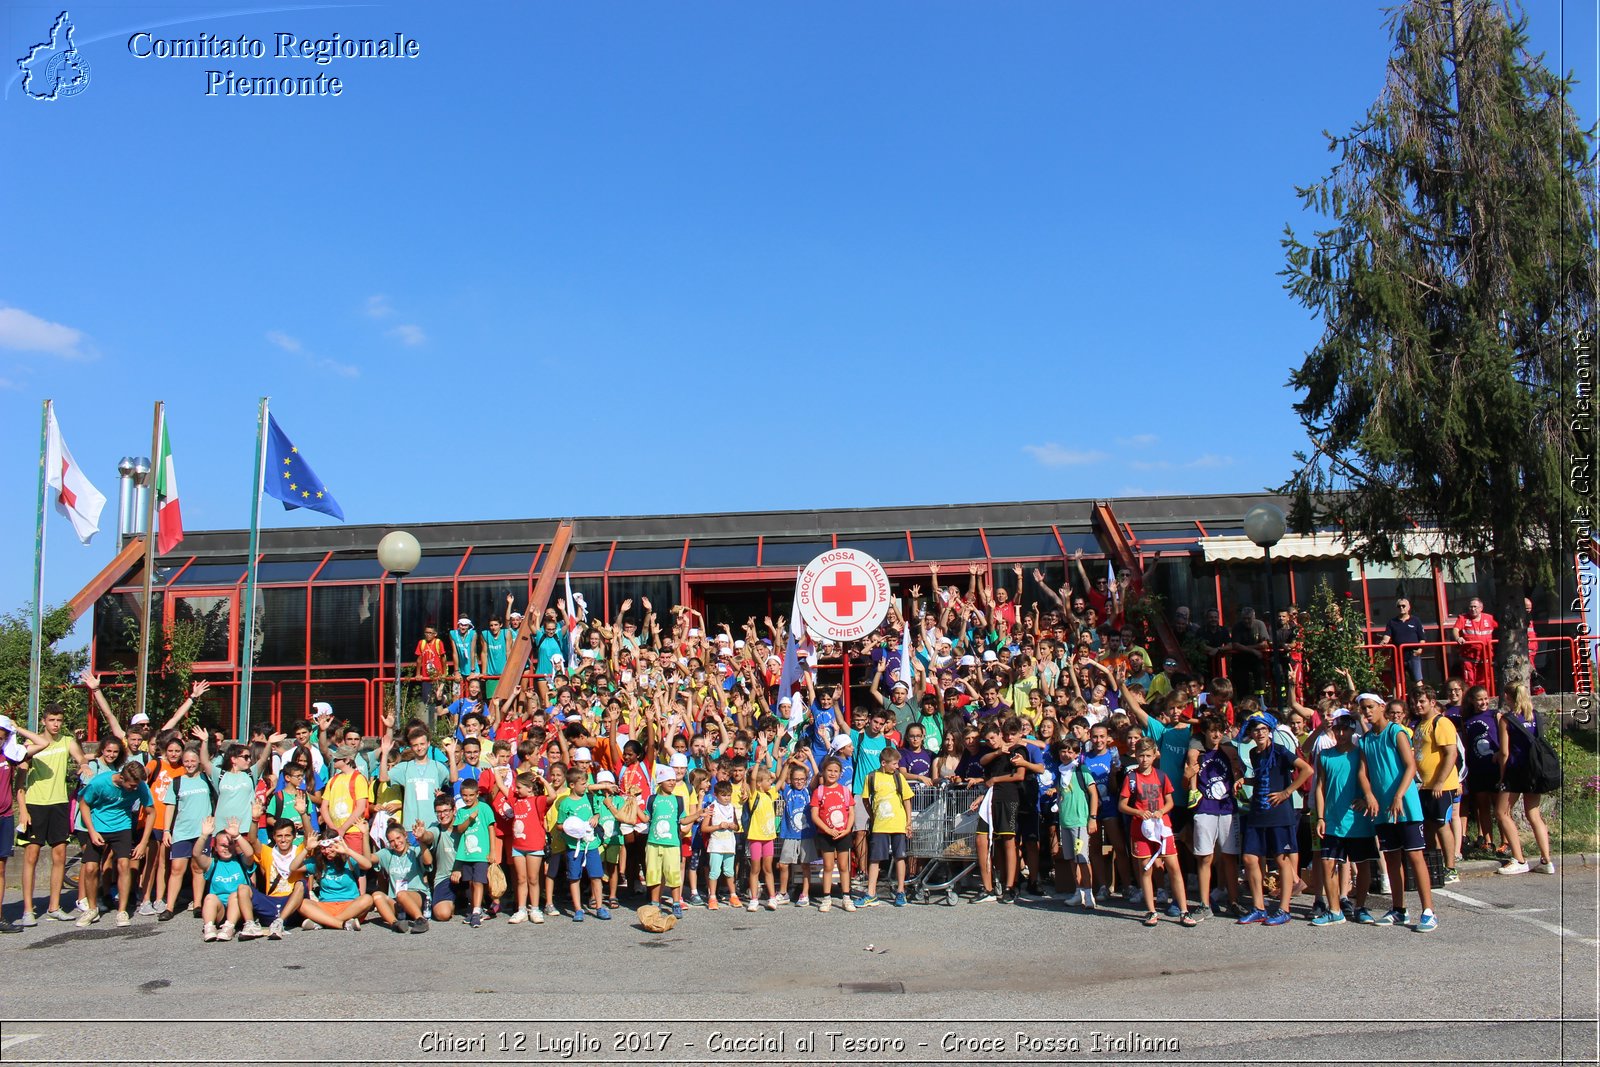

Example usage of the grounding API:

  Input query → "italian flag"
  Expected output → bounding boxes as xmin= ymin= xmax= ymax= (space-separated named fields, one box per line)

xmin=155 ymin=420 xmax=183 ymax=555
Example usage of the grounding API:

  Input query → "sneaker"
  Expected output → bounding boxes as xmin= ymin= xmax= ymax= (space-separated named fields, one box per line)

xmin=1534 ymin=859 xmax=1556 ymax=875
xmin=1141 ymin=911 xmax=1160 ymax=927
xmin=746 ymin=900 xmax=760 ymax=913
xmin=687 ymin=893 xmax=706 ymax=908
xmin=705 ymin=899 xmax=720 ymax=911
xmin=842 ymin=898 xmax=857 ymax=912
xmin=507 ymin=908 xmax=527 ymax=925
xmin=542 ymin=903 xmax=559 ymax=917
xmin=391 ymin=918 xmax=411 ymax=934
xmin=157 ymin=908 xmax=176 ymax=922
xmin=530 ymin=910 xmax=545 ymax=925
xmin=0 ymin=919 xmax=18 ymax=934
xmin=1155 ymin=888 xmax=1171 ymax=906
xmin=203 ymin=921 xmax=219 ymax=941
xmin=893 ymin=892 xmax=906 ymax=908
xmin=1498 ymin=860 xmax=1531 ymax=875
xmin=1122 ymin=885 xmax=1139 ymax=902
xmin=1311 ymin=908 xmax=1346 ymax=926
xmin=74 ymin=909 xmax=100 ymax=928
xmin=670 ymin=901 xmax=684 ymax=919
xmin=469 ymin=910 xmax=483 ymax=929
xmin=1352 ymin=907 xmax=1376 ymax=925
xmin=115 ymin=911 xmax=131 ymax=928
xmin=863 ymin=895 xmax=883 ymax=908
xmin=764 ymin=899 xmax=778 ymax=911
xmin=596 ymin=907 xmax=612 ymax=921
xmin=43 ymin=908 xmax=74 ymax=922
xmin=268 ymin=919 xmax=285 ymax=940
xmin=300 ymin=920 xmax=322 ymax=931
xmin=239 ymin=920 xmax=266 ymax=939
xmin=344 ymin=918 xmax=362 ymax=932
xmin=998 ymin=889 xmax=1016 ymax=905
xmin=972 ymin=891 xmax=998 ymax=904
xmin=1339 ymin=897 xmax=1355 ymax=920
xmin=772 ymin=893 xmax=790 ymax=906
xmin=218 ymin=921 xmax=236 ymax=941
xmin=727 ymin=895 xmax=744 ymax=909
xmin=18 ymin=911 xmax=38 ymax=928
xmin=1373 ymin=908 xmax=1406 ymax=926
xmin=1165 ymin=901 xmax=1182 ymax=918
xmin=1237 ymin=908 xmax=1268 ymax=925
xmin=1083 ymin=891 xmax=1097 ymax=912
xmin=136 ymin=900 xmax=159 ymax=917
xmin=1416 ymin=909 xmax=1438 ymax=933
xmin=1185 ymin=906 xmax=1208 ymax=924
xmin=796 ymin=895 xmax=810 ymax=908
xmin=410 ymin=917 xmax=429 ymax=933
xmin=818 ymin=899 xmax=832 ymax=913
xmin=1443 ymin=868 xmax=1461 ymax=884
xmin=1263 ymin=909 xmax=1291 ymax=927
xmin=75 ymin=898 xmax=89 ymax=912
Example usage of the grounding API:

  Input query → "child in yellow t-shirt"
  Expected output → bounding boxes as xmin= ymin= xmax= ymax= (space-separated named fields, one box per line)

xmin=540 ymin=761 xmax=569 ymax=917
xmin=861 ymin=747 xmax=915 ymax=907
xmin=743 ymin=767 xmax=780 ymax=911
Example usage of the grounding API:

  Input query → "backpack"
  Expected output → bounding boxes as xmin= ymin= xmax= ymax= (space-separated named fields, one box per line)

xmin=1505 ymin=713 xmax=1563 ymax=795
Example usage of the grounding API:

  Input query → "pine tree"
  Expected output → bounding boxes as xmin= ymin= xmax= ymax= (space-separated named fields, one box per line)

xmin=1282 ymin=0 xmax=1598 ymax=689
xmin=1300 ymin=581 xmax=1381 ymax=696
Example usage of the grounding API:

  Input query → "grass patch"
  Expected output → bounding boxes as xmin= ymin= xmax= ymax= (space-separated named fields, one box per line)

xmin=1546 ymin=728 xmax=1599 ymax=856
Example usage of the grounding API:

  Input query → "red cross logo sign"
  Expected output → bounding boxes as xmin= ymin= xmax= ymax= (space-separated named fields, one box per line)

xmin=796 ymin=548 xmax=891 ymax=641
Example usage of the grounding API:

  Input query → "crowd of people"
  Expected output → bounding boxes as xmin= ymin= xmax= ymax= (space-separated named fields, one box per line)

xmin=0 ymin=559 xmax=1561 ymax=941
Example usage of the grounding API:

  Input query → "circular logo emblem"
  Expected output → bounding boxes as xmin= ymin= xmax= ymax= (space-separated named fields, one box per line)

xmin=796 ymin=548 xmax=891 ymax=641
xmin=45 ymin=50 xmax=91 ymax=99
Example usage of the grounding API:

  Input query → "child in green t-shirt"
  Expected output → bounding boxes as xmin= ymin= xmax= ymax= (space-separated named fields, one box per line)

xmin=643 ymin=767 xmax=695 ymax=918
xmin=452 ymin=779 xmax=496 ymax=928
xmin=554 ymin=769 xmax=608 ymax=921
xmin=1052 ymin=736 xmax=1100 ymax=910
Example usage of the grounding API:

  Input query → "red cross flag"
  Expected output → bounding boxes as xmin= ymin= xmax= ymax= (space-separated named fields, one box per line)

xmin=44 ymin=405 xmax=106 ymax=545
xmin=796 ymin=548 xmax=892 ymax=642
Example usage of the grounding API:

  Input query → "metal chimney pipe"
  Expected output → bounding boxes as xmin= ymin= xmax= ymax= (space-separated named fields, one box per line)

xmin=117 ymin=457 xmax=136 ymax=542
xmin=131 ymin=456 xmax=152 ymax=535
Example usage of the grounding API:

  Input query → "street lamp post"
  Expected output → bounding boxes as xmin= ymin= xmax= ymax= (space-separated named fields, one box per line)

xmin=377 ymin=531 xmax=421 ymax=728
xmin=1244 ymin=504 xmax=1288 ymax=710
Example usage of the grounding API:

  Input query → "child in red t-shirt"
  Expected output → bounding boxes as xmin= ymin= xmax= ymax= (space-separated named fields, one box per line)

xmin=1119 ymin=739 xmax=1197 ymax=927
xmin=810 ymin=757 xmax=856 ymax=912
xmin=494 ymin=771 xmax=551 ymax=925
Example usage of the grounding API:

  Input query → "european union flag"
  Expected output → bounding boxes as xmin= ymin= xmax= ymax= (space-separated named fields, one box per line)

xmin=265 ymin=413 xmax=345 ymax=520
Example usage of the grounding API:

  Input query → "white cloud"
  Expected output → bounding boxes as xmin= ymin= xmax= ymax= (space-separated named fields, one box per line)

xmin=1022 ymin=443 xmax=1107 ymax=467
xmin=314 ymin=357 xmax=359 ymax=379
xmin=0 ymin=306 xmax=84 ymax=358
xmin=0 ymin=376 xmax=18 ymax=390
xmin=265 ymin=330 xmax=303 ymax=353
xmin=1187 ymin=453 xmax=1233 ymax=469
xmin=1128 ymin=453 xmax=1234 ymax=472
xmin=1116 ymin=433 xmax=1160 ymax=448
xmin=388 ymin=323 xmax=426 ymax=346
xmin=365 ymin=294 xmax=393 ymax=319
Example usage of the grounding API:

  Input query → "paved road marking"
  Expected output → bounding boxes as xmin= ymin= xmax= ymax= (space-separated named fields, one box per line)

xmin=1 ymin=1033 xmax=42 ymax=1051
xmin=1433 ymin=887 xmax=1600 ymax=945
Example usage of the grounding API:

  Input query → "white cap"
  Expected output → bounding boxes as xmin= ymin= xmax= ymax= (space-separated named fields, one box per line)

xmin=595 ymin=769 xmax=616 ymax=785
xmin=561 ymin=815 xmax=594 ymax=841
xmin=654 ymin=766 xmax=676 ymax=785
xmin=734 ymin=640 xmax=745 ymax=649
xmin=0 ymin=715 xmax=14 ymax=733
xmin=509 ymin=611 xmax=524 ymax=620
xmin=959 ymin=655 xmax=976 ymax=667
xmin=669 ymin=753 xmax=689 ymax=769
xmin=777 ymin=695 xmax=793 ymax=707
xmin=1356 ymin=692 xmax=1384 ymax=705
xmin=829 ymin=734 xmax=853 ymax=752
xmin=312 ymin=701 xmax=334 ymax=718
xmin=891 ymin=679 xmax=909 ymax=691
xmin=457 ymin=616 xmax=472 ymax=626
xmin=129 ymin=713 xmax=150 ymax=726
xmin=982 ymin=650 xmax=998 ymax=663
xmin=572 ymin=747 xmax=592 ymax=761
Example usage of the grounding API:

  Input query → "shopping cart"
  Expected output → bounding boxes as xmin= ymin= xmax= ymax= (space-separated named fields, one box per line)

xmin=907 ymin=784 xmax=985 ymax=905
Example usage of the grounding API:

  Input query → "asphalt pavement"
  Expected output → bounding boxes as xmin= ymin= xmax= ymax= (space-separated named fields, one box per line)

xmin=1 ymin=859 xmax=1596 ymax=1065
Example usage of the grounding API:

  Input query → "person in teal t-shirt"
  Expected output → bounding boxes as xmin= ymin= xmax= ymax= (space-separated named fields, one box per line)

xmin=380 ymin=730 xmax=454 ymax=832
xmin=77 ymin=762 xmax=155 ymax=927
xmin=451 ymin=778 xmax=496 ymax=927
xmin=1356 ymin=699 xmax=1436 ymax=931
xmin=372 ymin=820 xmax=433 ymax=933
xmin=1314 ymin=712 xmax=1379 ymax=926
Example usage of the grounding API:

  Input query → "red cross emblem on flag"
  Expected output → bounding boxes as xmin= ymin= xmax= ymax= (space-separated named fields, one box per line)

xmin=796 ymin=549 xmax=892 ymax=641
xmin=820 ymin=571 xmax=868 ymax=619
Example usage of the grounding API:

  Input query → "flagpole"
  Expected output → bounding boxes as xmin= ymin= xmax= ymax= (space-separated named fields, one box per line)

xmin=135 ymin=401 xmax=163 ymax=723
xmin=239 ymin=397 xmax=269 ymax=742
xmin=28 ymin=400 xmax=51 ymax=732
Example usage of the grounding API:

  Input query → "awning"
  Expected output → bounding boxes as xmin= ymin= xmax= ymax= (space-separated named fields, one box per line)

xmin=1199 ymin=530 xmax=1455 ymax=563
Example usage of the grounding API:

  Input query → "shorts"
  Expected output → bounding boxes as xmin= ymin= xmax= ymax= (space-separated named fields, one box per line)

xmin=1059 ymin=824 xmax=1093 ymax=864
xmin=147 ymin=827 xmax=165 ymax=843
xmin=816 ymin=834 xmax=848 ymax=855
xmin=778 ymin=837 xmax=817 ymax=866
xmin=251 ymin=890 xmax=287 ymax=921
xmin=170 ymin=838 xmax=199 ymax=860
xmin=1015 ymin=806 xmax=1041 ymax=843
xmin=601 ymin=842 xmax=622 ymax=865
xmin=0 ymin=814 xmax=13 ymax=858
xmin=1242 ymin=823 xmax=1298 ymax=858
xmin=644 ymin=843 xmax=683 ymax=889
xmin=707 ymin=851 xmax=735 ymax=880
xmin=20 ymin=803 xmax=70 ymax=847
xmin=1375 ymin=821 xmax=1426 ymax=853
xmin=1192 ymin=812 xmax=1241 ymax=857
xmin=1169 ymin=804 xmax=1193 ymax=837
xmin=81 ymin=828 xmax=134 ymax=864
xmin=1321 ymin=834 xmax=1378 ymax=864
xmin=431 ymin=878 xmax=455 ymax=902
xmin=983 ymin=793 xmax=1020 ymax=837
xmin=1131 ymin=832 xmax=1177 ymax=860
xmin=1421 ymin=790 xmax=1457 ymax=824
xmin=512 ymin=847 xmax=545 ymax=858
xmin=853 ymin=797 xmax=870 ymax=831
xmin=456 ymin=860 xmax=488 ymax=885
xmin=747 ymin=839 xmax=775 ymax=862
xmin=343 ymin=829 xmax=366 ymax=854
xmin=567 ymin=848 xmax=603 ymax=881
xmin=868 ymin=833 xmax=907 ymax=863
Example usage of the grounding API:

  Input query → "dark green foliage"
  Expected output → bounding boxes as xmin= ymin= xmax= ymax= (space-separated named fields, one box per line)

xmin=1300 ymin=580 xmax=1381 ymax=695
xmin=1281 ymin=0 xmax=1599 ymax=687
xmin=0 ymin=604 xmax=88 ymax=731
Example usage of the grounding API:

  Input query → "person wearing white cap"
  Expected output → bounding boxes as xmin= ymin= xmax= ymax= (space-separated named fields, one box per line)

xmin=643 ymin=766 xmax=694 ymax=919
xmin=0 ymin=715 xmax=30 ymax=932
xmin=869 ymin=658 xmax=919 ymax=737
xmin=448 ymin=616 xmax=480 ymax=684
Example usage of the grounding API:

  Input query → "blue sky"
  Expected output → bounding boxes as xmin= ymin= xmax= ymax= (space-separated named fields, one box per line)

xmin=1 ymin=1 xmax=1595 ymax=634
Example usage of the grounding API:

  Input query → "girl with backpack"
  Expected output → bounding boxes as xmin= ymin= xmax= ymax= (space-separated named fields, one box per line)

xmin=1495 ymin=683 xmax=1556 ymax=875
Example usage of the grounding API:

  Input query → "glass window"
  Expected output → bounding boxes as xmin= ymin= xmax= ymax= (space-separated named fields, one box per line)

xmin=563 ymin=577 xmax=605 ymax=628
xmin=255 ymin=558 xmax=324 ymax=583
xmin=569 ymin=546 xmax=612 ymax=573
xmin=608 ymin=545 xmax=684 ymax=572
xmin=245 ymin=585 xmax=307 ymax=668
xmin=1131 ymin=526 xmax=1201 ymax=544
xmin=456 ymin=580 xmax=527 ymax=636
xmin=311 ymin=584 xmax=380 ymax=666
xmin=984 ymin=530 xmax=1062 ymax=558
xmin=396 ymin=581 xmax=454 ymax=658
xmin=608 ymin=575 xmax=678 ymax=635
xmin=1216 ymin=562 xmax=1292 ymax=628
xmin=911 ymin=534 xmax=986 ymax=561
xmin=460 ymin=550 xmax=536 ymax=576
xmin=93 ymin=591 xmax=147 ymax=672
xmin=1057 ymin=532 xmax=1102 ymax=554
xmin=1205 ymin=526 xmax=1246 ymax=538
xmin=403 ymin=553 xmax=464 ymax=579
xmin=172 ymin=594 xmax=234 ymax=664
xmin=172 ymin=562 xmax=246 ymax=586
xmin=762 ymin=541 xmax=831 ymax=567
xmin=685 ymin=542 xmax=759 ymax=569
xmin=316 ymin=557 xmax=386 ymax=581
xmin=836 ymin=537 xmax=910 ymax=563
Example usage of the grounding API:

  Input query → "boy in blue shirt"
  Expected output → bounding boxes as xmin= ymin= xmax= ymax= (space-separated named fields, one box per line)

xmin=1357 ymin=699 xmax=1438 ymax=932
xmin=1313 ymin=712 xmax=1379 ymax=925
xmin=76 ymin=761 xmax=154 ymax=929
xmin=775 ymin=758 xmax=816 ymax=906
xmin=1237 ymin=716 xmax=1313 ymax=926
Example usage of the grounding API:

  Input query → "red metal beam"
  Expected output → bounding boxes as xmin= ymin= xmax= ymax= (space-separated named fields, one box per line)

xmin=67 ymin=537 xmax=147 ymax=623
xmin=494 ymin=520 xmax=575 ymax=695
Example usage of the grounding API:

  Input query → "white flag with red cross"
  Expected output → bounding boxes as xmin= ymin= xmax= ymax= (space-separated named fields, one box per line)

xmin=44 ymin=405 xmax=106 ymax=544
